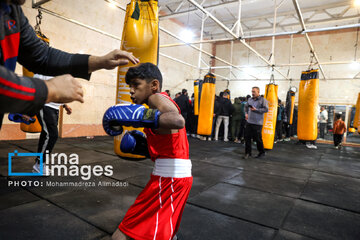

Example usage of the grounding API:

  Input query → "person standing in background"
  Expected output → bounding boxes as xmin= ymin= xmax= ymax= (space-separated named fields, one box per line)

xmin=319 ymin=106 xmax=328 ymax=139
xmin=231 ymin=97 xmax=242 ymax=143
xmin=175 ymin=89 xmax=190 ymax=125
xmin=275 ymin=99 xmax=284 ymax=143
xmin=333 ymin=113 xmax=347 ymax=149
xmin=214 ymin=92 xmax=233 ymax=142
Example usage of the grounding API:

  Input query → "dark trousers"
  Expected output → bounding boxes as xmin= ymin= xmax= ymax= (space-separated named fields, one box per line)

xmin=319 ymin=123 xmax=326 ymax=138
xmin=36 ymin=106 xmax=59 ymax=162
xmin=333 ymin=134 xmax=343 ymax=146
xmin=283 ymin=122 xmax=290 ymax=138
xmin=245 ymin=123 xmax=265 ymax=155
xmin=231 ymin=118 xmax=241 ymax=140
xmin=276 ymin=120 xmax=283 ymax=140
xmin=239 ymin=119 xmax=246 ymax=140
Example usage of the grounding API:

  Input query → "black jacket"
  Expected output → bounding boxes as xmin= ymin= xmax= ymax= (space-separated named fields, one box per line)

xmin=175 ymin=94 xmax=190 ymax=115
xmin=218 ymin=97 xmax=234 ymax=116
xmin=0 ymin=4 xmax=90 ymax=115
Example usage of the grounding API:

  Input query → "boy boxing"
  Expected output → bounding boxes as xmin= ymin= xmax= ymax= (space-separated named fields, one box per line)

xmin=103 ymin=63 xmax=192 ymax=240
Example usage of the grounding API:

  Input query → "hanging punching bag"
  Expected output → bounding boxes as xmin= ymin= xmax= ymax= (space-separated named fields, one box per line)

xmin=354 ymin=93 xmax=360 ymax=129
xmin=285 ymin=88 xmax=296 ymax=125
xmin=298 ymin=69 xmax=319 ymax=141
xmin=194 ymin=79 xmax=200 ymax=116
xmin=20 ymin=34 xmax=50 ymax=133
xmin=262 ymin=84 xmax=278 ymax=149
xmin=197 ymin=73 xmax=216 ymax=135
xmin=114 ymin=0 xmax=159 ymax=159
xmin=224 ymin=89 xmax=230 ymax=99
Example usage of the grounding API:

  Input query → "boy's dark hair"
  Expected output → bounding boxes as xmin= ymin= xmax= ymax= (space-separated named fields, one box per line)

xmin=335 ymin=113 xmax=341 ymax=119
xmin=182 ymin=89 xmax=187 ymax=94
xmin=125 ymin=62 xmax=162 ymax=89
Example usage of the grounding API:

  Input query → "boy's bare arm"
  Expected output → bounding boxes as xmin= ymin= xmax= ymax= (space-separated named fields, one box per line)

xmin=148 ymin=94 xmax=185 ymax=130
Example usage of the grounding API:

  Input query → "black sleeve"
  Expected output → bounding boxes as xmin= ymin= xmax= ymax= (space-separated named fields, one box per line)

xmin=17 ymin=7 xmax=91 ymax=80
xmin=0 ymin=66 xmax=47 ymax=115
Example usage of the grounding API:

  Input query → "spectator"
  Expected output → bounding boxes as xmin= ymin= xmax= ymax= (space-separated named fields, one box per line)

xmin=165 ymin=90 xmax=170 ymax=97
xmin=318 ymin=106 xmax=328 ymax=139
xmin=231 ymin=97 xmax=242 ymax=143
xmin=333 ymin=113 xmax=346 ymax=149
xmin=244 ymin=87 xmax=268 ymax=159
xmin=238 ymin=97 xmax=247 ymax=143
xmin=175 ymin=89 xmax=190 ymax=124
xmin=214 ymin=92 xmax=233 ymax=142
xmin=174 ymin=92 xmax=181 ymax=100
xmin=275 ymin=99 xmax=284 ymax=142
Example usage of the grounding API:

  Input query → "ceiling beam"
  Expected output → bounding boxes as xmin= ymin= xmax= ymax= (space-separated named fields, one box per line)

xmin=187 ymin=0 xmax=289 ymax=80
xmin=292 ymin=0 xmax=327 ymax=79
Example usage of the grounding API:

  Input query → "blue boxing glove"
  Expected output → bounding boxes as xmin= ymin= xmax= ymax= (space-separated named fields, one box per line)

xmin=120 ymin=130 xmax=150 ymax=158
xmin=103 ymin=104 xmax=160 ymax=136
xmin=8 ymin=113 xmax=36 ymax=125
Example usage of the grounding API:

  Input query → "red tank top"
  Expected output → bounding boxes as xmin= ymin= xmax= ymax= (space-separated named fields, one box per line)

xmin=144 ymin=92 xmax=189 ymax=161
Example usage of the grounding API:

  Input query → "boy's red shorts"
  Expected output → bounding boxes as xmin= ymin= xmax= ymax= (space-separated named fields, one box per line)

xmin=119 ymin=174 xmax=193 ymax=240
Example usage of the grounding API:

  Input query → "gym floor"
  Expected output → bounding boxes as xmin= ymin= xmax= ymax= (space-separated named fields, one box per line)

xmin=1 ymin=136 xmax=360 ymax=240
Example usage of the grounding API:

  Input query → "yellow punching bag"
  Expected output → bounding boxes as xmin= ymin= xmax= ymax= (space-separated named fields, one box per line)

xmin=114 ymin=0 xmax=159 ymax=158
xmin=224 ymin=89 xmax=230 ymax=99
xmin=194 ymin=80 xmax=200 ymax=116
xmin=289 ymin=93 xmax=295 ymax=125
xmin=354 ymin=93 xmax=360 ymax=129
xmin=262 ymin=84 xmax=278 ymax=150
xmin=197 ymin=73 xmax=216 ymax=135
xmin=298 ymin=69 xmax=319 ymax=141
xmin=20 ymin=34 xmax=50 ymax=133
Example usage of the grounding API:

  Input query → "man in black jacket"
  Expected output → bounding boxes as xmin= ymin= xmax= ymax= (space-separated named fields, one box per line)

xmin=175 ymin=89 xmax=190 ymax=124
xmin=0 ymin=0 xmax=139 ymax=127
xmin=214 ymin=92 xmax=233 ymax=141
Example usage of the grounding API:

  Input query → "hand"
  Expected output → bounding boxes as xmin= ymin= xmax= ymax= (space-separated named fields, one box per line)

xmin=21 ymin=115 xmax=31 ymax=122
xmin=88 ymin=50 xmax=140 ymax=72
xmin=64 ymin=105 xmax=72 ymax=115
xmin=245 ymin=114 xmax=248 ymax=120
xmin=45 ymin=75 xmax=84 ymax=104
xmin=250 ymin=107 xmax=257 ymax=111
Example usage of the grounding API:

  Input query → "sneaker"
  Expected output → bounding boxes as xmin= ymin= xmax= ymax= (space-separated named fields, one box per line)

xmin=306 ymin=143 xmax=317 ymax=149
xmin=284 ymin=138 xmax=290 ymax=142
xmin=224 ymin=139 xmax=229 ymax=142
xmin=199 ymin=136 xmax=206 ymax=141
xmin=279 ymin=139 xmax=284 ymax=142
xmin=207 ymin=137 xmax=212 ymax=141
xmin=274 ymin=141 xmax=278 ymax=144
xmin=191 ymin=134 xmax=196 ymax=138
xmin=33 ymin=163 xmax=51 ymax=176
xmin=335 ymin=146 xmax=339 ymax=149
xmin=255 ymin=153 xmax=266 ymax=158
xmin=243 ymin=154 xmax=251 ymax=159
